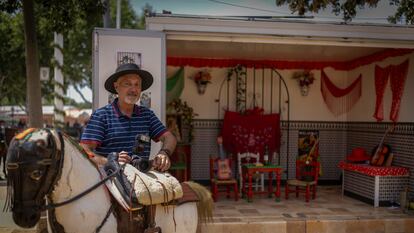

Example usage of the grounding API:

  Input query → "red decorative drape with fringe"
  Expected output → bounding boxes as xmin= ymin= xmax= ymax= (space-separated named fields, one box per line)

xmin=373 ymin=60 xmax=409 ymax=122
xmin=321 ymin=71 xmax=362 ymax=116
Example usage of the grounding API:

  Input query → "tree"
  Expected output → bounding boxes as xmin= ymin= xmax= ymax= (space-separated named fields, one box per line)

xmin=62 ymin=0 xmax=142 ymax=105
xmin=1 ymin=0 xmax=148 ymax=117
xmin=0 ymin=0 xmax=105 ymax=127
xmin=275 ymin=0 xmax=414 ymax=24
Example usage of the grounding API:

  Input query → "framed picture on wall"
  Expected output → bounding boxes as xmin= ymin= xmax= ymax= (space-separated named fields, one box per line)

xmin=117 ymin=52 xmax=142 ymax=67
xmin=298 ymin=130 xmax=319 ymax=161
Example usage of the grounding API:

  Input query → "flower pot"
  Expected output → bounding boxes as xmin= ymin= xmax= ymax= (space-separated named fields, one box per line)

xmin=196 ymin=80 xmax=209 ymax=94
xmin=300 ymin=85 xmax=309 ymax=96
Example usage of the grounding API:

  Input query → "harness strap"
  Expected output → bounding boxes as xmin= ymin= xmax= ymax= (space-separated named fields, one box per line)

xmin=43 ymin=164 xmax=121 ymax=211
xmin=144 ymin=205 xmax=162 ymax=233
xmin=47 ymin=205 xmax=65 ymax=233
xmin=95 ymin=203 xmax=114 ymax=233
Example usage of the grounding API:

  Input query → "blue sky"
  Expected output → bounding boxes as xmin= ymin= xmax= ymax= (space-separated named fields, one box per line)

xmin=69 ymin=0 xmax=396 ymax=104
xmin=131 ymin=0 xmax=395 ymax=23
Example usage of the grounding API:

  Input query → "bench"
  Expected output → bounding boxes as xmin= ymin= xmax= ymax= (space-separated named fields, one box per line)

xmin=338 ymin=161 xmax=409 ymax=207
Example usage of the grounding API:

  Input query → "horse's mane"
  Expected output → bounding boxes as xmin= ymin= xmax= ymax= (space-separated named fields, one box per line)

xmin=61 ymin=132 xmax=97 ymax=167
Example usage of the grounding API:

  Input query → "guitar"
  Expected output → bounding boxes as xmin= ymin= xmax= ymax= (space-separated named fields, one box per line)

xmin=216 ymin=136 xmax=232 ymax=180
xmin=370 ymin=125 xmax=395 ymax=166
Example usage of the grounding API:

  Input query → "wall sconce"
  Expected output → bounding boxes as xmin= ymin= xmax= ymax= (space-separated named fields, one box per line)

xmin=292 ymin=70 xmax=315 ymax=96
xmin=192 ymin=70 xmax=211 ymax=95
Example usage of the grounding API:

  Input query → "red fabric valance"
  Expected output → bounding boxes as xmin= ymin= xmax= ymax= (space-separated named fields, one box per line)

xmin=167 ymin=49 xmax=413 ymax=71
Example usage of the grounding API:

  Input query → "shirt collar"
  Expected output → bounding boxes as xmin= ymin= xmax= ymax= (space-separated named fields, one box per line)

xmin=111 ymin=98 xmax=140 ymax=118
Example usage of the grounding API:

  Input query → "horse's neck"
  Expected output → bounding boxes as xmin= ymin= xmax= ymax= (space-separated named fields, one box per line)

xmin=50 ymin=139 xmax=115 ymax=232
xmin=51 ymin=140 xmax=103 ymax=201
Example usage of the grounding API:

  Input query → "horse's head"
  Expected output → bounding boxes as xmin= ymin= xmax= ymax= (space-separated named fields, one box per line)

xmin=5 ymin=128 xmax=63 ymax=228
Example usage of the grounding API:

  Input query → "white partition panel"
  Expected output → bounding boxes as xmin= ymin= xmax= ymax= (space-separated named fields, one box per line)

xmin=93 ymin=28 xmax=166 ymax=155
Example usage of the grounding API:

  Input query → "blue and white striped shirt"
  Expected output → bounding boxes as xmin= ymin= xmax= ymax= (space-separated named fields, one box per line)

xmin=80 ymin=98 xmax=167 ymax=158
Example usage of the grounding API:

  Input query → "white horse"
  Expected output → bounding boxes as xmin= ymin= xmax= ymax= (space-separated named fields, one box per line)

xmin=5 ymin=128 xmax=212 ymax=233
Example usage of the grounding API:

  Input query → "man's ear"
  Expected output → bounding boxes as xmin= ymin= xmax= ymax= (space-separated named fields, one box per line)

xmin=113 ymin=82 xmax=119 ymax=93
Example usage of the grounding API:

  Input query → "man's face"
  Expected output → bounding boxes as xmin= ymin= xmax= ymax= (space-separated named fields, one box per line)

xmin=114 ymin=74 xmax=142 ymax=105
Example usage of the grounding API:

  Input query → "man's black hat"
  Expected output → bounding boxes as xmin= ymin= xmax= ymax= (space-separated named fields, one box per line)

xmin=104 ymin=63 xmax=154 ymax=94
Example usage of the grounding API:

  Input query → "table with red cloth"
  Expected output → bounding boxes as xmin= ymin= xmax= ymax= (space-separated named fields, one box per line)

xmin=338 ymin=161 xmax=409 ymax=176
xmin=338 ymin=161 xmax=410 ymax=207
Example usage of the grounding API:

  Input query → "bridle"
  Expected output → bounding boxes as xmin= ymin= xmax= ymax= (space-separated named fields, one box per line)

xmin=6 ymin=129 xmax=120 ymax=213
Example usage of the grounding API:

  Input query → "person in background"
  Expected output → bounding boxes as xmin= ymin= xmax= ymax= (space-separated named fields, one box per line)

xmin=80 ymin=63 xmax=176 ymax=172
xmin=17 ymin=119 xmax=26 ymax=130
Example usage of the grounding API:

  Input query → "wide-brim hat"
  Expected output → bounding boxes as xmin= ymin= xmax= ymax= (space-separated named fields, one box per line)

xmin=347 ymin=147 xmax=370 ymax=162
xmin=104 ymin=63 xmax=154 ymax=94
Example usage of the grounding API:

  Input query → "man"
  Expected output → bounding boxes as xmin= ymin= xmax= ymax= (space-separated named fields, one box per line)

xmin=80 ymin=63 xmax=176 ymax=172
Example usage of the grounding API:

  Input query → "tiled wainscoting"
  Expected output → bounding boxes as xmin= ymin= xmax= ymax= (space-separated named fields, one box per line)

xmin=347 ymin=122 xmax=414 ymax=199
xmin=190 ymin=120 xmax=414 ymax=197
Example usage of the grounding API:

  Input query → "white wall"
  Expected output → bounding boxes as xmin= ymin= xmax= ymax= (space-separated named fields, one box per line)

xmin=167 ymin=52 xmax=414 ymax=122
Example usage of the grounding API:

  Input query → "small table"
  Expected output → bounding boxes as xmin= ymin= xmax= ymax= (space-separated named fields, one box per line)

xmin=241 ymin=164 xmax=283 ymax=202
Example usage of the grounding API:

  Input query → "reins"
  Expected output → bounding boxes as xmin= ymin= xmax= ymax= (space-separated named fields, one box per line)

xmin=42 ymin=164 xmax=121 ymax=211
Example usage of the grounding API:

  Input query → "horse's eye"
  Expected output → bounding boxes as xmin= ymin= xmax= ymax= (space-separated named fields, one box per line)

xmin=30 ymin=170 xmax=43 ymax=181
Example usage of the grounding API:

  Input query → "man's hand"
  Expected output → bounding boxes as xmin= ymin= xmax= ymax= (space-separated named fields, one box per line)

xmin=153 ymin=153 xmax=171 ymax=172
xmin=118 ymin=151 xmax=131 ymax=164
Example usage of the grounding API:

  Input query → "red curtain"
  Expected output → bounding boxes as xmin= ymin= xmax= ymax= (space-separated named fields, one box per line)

xmin=373 ymin=65 xmax=391 ymax=122
xmin=374 ymin=59 xmax=409 ymax=122
xmin=221 ymin=111 xmax=280 ymax=157
xmin=389 ymin=60 xmax=409 ymax=122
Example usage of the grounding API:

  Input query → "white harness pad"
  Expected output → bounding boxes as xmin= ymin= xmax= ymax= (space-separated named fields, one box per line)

xmin=104 ymin=164 xmax=183 ymax=210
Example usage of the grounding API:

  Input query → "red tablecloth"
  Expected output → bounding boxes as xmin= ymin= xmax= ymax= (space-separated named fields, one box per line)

xmin=338 ymin=161 xmax=409 ymax=176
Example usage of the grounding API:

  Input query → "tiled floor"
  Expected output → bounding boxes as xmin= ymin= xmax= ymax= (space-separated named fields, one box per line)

xmin=200 ymin=185 xmax=414 ymax=233
xmin=2 ymin=182 xmax=414 ymax=233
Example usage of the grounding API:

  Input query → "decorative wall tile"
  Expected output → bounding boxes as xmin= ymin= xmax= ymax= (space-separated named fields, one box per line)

xmin=191 ymin=120 xmax=414 ymax=198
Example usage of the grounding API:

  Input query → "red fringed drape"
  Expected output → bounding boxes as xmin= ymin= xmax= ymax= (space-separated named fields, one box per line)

xmin=374 ymin=59 xmax=409 ymax=122
xmin=373 ymin=66 xmax=390 ymax=121
xmin=221 ymin=111 xmax=280 ymax=158
xmin=321 ymin=71 xmax=362 ymax=116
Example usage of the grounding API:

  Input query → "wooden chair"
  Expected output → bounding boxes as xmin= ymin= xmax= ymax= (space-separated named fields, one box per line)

xmin=237 ymin=152 xmax=265 ymax=194
xmin=285 ymin=160 xmax=320 ymax=202
xmin=209 ymin=157 xmax=239 ymax=202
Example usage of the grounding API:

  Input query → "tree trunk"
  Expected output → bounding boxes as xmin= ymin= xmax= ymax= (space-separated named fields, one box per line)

xmin=22 ymin=0 xmax=43 ymax=128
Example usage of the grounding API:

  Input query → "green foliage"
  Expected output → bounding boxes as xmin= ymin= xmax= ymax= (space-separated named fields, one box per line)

xmin=275 ymin=0 xmax=414 ymax=24
xmin=0 ymin=12 xmax=26 ymax=105
xmin=0 ymin=0 xmax=146 ymax=106
xmin=166 ymin=99 xmax=197 ymax=142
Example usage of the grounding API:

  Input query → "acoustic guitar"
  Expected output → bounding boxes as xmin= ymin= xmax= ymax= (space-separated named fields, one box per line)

xmin=370 ymin=125 xmax=395 ymax=166
xmin=216 ymin=136 xmax=232 ymax=180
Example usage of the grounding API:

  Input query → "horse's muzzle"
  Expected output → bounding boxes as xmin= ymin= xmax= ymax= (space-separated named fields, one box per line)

xmin=13 ymin=209 xmax=41 ymax=228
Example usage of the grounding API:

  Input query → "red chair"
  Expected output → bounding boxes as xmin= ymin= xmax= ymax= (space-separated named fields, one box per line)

xmin=285 ymin=160 xmax=320 ymax=202
xmin=209 ymin=157 xmax=239 ymax=202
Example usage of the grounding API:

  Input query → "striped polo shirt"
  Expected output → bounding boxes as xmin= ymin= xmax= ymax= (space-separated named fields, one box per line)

xmin=80 ymin=98 xmax=167 ymax=158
